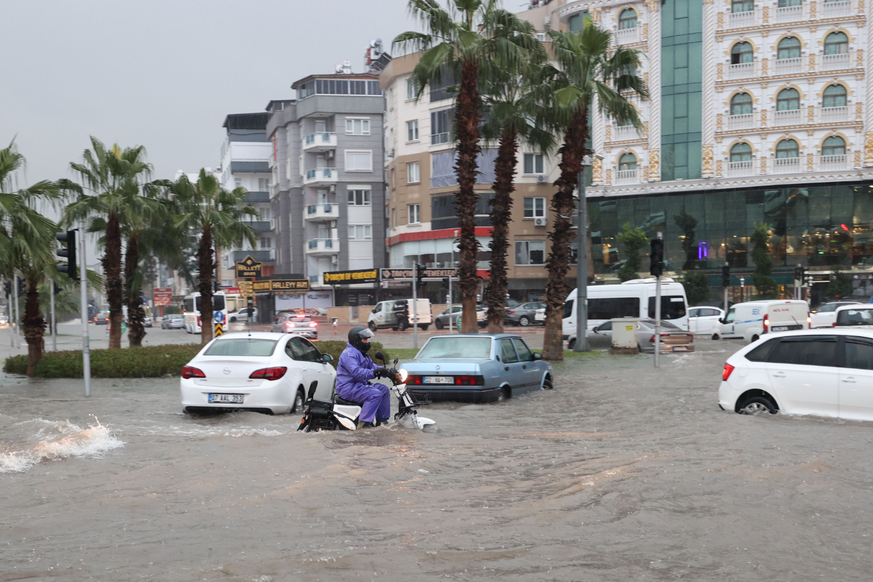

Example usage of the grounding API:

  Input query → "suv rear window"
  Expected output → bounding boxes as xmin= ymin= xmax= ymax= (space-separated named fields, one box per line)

xmin=768 ymin=336 xmax=837 ymax=367
xmin=836 ymin=308 xmax=873 ymax=327
xmin=204 ymin=339 xmax=277 ymax=357
xmin=745 ymin=338 xmax=778 ymax=362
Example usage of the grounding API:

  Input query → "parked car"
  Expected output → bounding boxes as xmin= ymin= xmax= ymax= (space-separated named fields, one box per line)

xmin=834 ymin=305 xmax=873 ymax=328
xmin=458 ymin=304 xmax=488 ymax=329
xmin=400 ymin=334 xmax=553 ymax=403
xmin=94 ymin=311 xmax=110 ymax=325
xmin=810 ymin=301 xmax=861 ymax=328
xmin=718 ymin=329 xmax=873 ymax=421
xmin=143 ymin=316 xmax=153 ymax=328
xmin=367 ymin=299 xmax=432 ymax=331
xmin=180 ymin=333 xmax=335 ymax=414
xmin=714 ymin=300 xmax=810 ymax=342
xmin=504 ymin=302 xmax=546 ymax=327
xmin=434 ymin=305 xmax=463 ymax=330
xmin=162 ymin=314 xmax=185 ymax=329
xmin=271 ymin=313 xmax=318 ymax=339
xmin=228 ymin=308 xmax=258 ymax=323
xmin=566 ymin=319 xmax=694 ymax=353
xmin=0 ymin=313 xmax=8 ymax=327
xmin=688 ymin=306 xmax=725 ymax=335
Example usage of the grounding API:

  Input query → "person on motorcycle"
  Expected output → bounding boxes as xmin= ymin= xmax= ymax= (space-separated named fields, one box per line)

xmin=336 ymin=326 xmax=392 ymax=429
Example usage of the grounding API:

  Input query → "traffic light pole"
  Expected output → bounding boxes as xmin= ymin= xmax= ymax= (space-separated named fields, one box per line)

xmin=654 ymin=233 xmax=663 ymax=369
xmin=12 ymin=274 xmax=20 ymax=348
xmin=575 ymin=165 xmax=589 ymax=352
xmin=78 ymin=222 xmax=91 ymax=397
xmin=412 ymin=262 xmax=418 ymax=350
xmin=50 ymin=280 xmax=56 ymax=351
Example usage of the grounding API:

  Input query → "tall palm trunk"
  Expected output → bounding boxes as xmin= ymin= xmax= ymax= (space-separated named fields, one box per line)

xmin=484 ymin=125 xmax=518 ymax=333
xmin=455 ymin=58 xmax=482 ymax=334
xmin=125 ymin=233 xmax=146 ymax=347
xmin=198 ymin=225 xmax=214 ymax=345
xmin=23 ymin=277 xmax=45 ymax=376
xmin=104 ymin=212 xmax=124 ymax=349
xmin=542 ymin=108 xmax=588 ymax=360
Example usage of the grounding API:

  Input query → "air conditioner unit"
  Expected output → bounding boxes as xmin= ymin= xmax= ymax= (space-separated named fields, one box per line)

xmin=325 ymin=150 xmax=335 ymax=160
xmin=536 ymin=174 xmax=547 ymax=183
xmin=534 ymin=217 xmax=547 ymax=227
xmin=331 ymin=255 xmax=338 ymax=265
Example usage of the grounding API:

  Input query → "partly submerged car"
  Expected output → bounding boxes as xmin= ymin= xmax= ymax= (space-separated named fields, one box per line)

xmin=400 ymin=334 xmax=553 ymax=403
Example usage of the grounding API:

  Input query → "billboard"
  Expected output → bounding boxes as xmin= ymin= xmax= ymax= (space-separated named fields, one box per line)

xmin=153 ymin=288 xmax=173 ymax=307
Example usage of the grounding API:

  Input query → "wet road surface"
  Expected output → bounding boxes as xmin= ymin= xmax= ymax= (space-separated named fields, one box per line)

xmin=2 ymin=340 xmax=873 ymax=581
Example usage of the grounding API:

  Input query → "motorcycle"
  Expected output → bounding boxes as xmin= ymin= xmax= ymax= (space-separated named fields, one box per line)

xmin=297 ymin=351 xmax=438 ymax=432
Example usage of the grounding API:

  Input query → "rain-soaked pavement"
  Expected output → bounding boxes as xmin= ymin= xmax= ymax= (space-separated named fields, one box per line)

xmin=2 ymin=340 xmax=873 ymax=581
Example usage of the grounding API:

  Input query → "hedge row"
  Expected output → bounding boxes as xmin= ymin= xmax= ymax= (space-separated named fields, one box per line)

xmin=3 ymin=340 xmax=387 ymax=378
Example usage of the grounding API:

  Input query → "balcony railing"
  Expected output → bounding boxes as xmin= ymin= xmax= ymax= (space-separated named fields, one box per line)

xmin=305 ymin=203 xmax=339 ymax=221
xmin=302 ymin=132 xmax=337 ymax=152
xmin=728 ymin=61 xmax=757 ymax=80
xmin=303 ymin=167 xmax=338 ymax=185
xmin=722 ymin=154 xmax=854 ymax=178
xmin=773 ymin=157 xmax=801 ymax=174
xmin=774 ymin=109 xmax=802 ymax=126
xmin=823 ymin=0 xmax=852 ymax=18
xmin=821 ymin=106 xmax=850 ymax=123
xmin=721 ymin=105 xmax=858 ymax=132
xmin=727 ymin=113 xmax=755 ymax=131
xmin=774 ymin=57 xmax=803 ymax=75
xmin=822 ymin=52 xmax=851 ymax=71
xmin=614 ymin=27 xmax=638 ymax=45
xmin=774 ymin=4 xmax=803 ymax=23
xmin=306 ymin=238 xmax=340 ymax=254
xmin=724 ymin=1 xmax=857 ymax=29
xmin=231 ymin=250 xmax=272 ymax=263
xmin=615 ymin=168 xmax=639 ymax=185
xmin=727 ymin=10 xmax=756 ymax=28
xmin=727 ymin=160 xmax=754 ymax=177
xmin=241 ymin=220 xmax=272 ymax=232
xmin=241 ymin=190 xmax=270 ymax=203
xmin=613 ymin=125 xmax=642 ymax=141
xmin=723 ymin=52 xmax=859 ymax=83
xmin=819 ymin=154 xmax=851 ymax=170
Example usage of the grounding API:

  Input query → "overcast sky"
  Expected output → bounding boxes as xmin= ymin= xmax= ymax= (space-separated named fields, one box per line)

xmin=1 ymin=0 xmax=449 ymax=186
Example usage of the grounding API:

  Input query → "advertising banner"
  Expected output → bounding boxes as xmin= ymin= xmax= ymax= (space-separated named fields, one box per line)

xmin=323 ymin=269 xmax=379 ymax=285
xmin=153 ymin=288 xmax=173 ymax=307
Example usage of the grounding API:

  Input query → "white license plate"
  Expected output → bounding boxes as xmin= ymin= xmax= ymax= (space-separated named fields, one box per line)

xmin=424 ymin=376 xmax=454 ymax=384
xmin=208 ymin=393 xmax=244 ymax=404
xmin=771 ymin=326 xmax=788 ymax=331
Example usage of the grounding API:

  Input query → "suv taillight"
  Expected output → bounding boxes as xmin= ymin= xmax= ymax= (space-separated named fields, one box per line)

xmin=722 ymin=363 xmax=735 ymax=381
xmin=763 ymin=314 xmax=769 ymax=332
xmin=250 ymin=367 xmax=287 ymax=381
xmin=181 ymin=366 xmax=205 ymax=379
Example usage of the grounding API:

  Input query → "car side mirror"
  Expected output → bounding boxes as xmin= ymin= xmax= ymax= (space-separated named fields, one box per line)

xmin=321 ymin=354 xmax=333 ymax=364
xmin=533 ymin=352 xmax=542 ymax=360
xmin=394 ymin=356 xmax=399 ymax=366
xmin=374 ymin=351 xmax=386 ymax=364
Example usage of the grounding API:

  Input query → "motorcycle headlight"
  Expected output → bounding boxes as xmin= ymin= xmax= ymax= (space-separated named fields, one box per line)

xmin=399 ymin=368 xmax=409 ymax=382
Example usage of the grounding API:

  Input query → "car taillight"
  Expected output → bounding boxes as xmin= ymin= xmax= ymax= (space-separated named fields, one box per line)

xmin=763 ymin=314 xmax=769 ymax=332
xmin=808 ymin=313 xmax=812 ymax=327
xmin=196 ymin=316 xmax=201 ymax=327
xmin=407 ymin=375 xmax=423 ymax=385
xmin=309 ymin=321 xmax=317 ymax=327
xmin=249 ymin=366 xmax=287 ymax=381
xmin=832 ymin=322 xmax=837 ymax=328
xmin=181 ymin=366 xmax=205 ymax=379
xmin=454 ymin=375 xmax=484 ymax=386
xmin=722 ymin=363 xmax=735 ymax=381
xmin=285 ymin=322 xmax=294 ymax=327
xmin=508 ymin=310 xmax=515 ymax=314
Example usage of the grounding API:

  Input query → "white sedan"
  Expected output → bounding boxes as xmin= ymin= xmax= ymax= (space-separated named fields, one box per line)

xmin=687 ymin=306 xmax=725 ymax=335
xmin=180 ymin=332 xmax=335 ymax=415
xmin=228 ymin=308 xmax=258 ymax=323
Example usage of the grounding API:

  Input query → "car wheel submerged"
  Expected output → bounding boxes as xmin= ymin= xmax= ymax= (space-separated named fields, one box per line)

xmin=291 ymin=387 xmax=305 ymax=413
xmin=542 ymin=377 xmax=554 ymax=390
xmin=738 ymin=395 xmax=777 ymax=415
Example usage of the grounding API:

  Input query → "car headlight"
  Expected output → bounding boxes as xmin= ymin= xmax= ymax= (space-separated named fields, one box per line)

xmin=399 ymin=368 xmax=409 ymax=382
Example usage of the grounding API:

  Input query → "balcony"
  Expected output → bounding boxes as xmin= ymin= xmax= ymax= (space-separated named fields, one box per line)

xmin=822 ymin=52 xmax=852 ymax=71
xmin=303 ymin=167 xmax=338 ymax=186
xmin=241 ymin=220 xmax=272 ymax=232
xmin=773 ymin=57 xmax=803 ymax=75
xmin=727 ymin=10 xmax=756 ymax=29
xmin=773 ymin=157 xmax=801 ymax=174
xmin=724 ymin=1 xmax=857 ymax=29
xmin=305 ymin=203 xmax=339 ymax=221
xmin=721 ymin=106 xmax=858 ymax=133
xmin=306 ymin=238 xmax=340 ymax=255
xmin=727 ymin=160 xmax=755 ymax=177
xmin=241 ymin=190 xmax=270 ymax=203
xmin=728 ymin=61 xmax=757 ymax=80
xmin=614 ymin=168 xmax=639 ymax=185
xmin=302 ymin=132 xmax=337 ymax=153
xmin=774 ymin=4 xmax=803 ymax=23
xmin=614 ymin=27 xmax=638 ymax=45
xmin=822 ymin=0 xmax=852 ymax=18
xmin=612 ymin=125 xmax=642 ymax=141
xmin=723 ymin=155 xmax=855 ymax=178
xmin=774 ymin=109 xmax=802 ymax=126
xmin=821 ymin=106 xmax=850 ymax=123
xmin=819 ymin=154 xmax=851 ymax=171
xmin=727 ymin=113 xmax=755 ymax=131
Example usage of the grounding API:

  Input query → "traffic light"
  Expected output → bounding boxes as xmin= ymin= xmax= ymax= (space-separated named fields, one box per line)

xmin=722 ymin=264 xmax=731 ymax=287
xmin=416 ymin=264 xmax=425 ymax=286
xmin=794 ymin=265 xmax=805 ymax=284
xmin=213 ymin=280 xmax=220 ymax=292
xmin=56 ymin=230 xmax=78 ymax=281
xmin=3 ymin=281 xmax=10 ymax=298
xmin=649 ymin=239 xmax=664 ymax=277
xmin=17 ymin=278 xmax=26 ymax=297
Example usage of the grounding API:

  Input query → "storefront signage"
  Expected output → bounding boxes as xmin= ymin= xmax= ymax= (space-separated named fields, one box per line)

xmin=153 ymin=288 xmax=172 ymax=307
xmin=253 ymin=280 xmax=273 ymax=293
xmin=323 ymin=269 xmax=379 ymax=285
xmin=238 ymin=281 xmax=253 ymax=298
xmin=235 ymin=255 xmax=263 ymax=279
xmin=252 ymin=279 xmax=311 ymax=293
xmin=379 ymin=268 xmax=458 ymax=281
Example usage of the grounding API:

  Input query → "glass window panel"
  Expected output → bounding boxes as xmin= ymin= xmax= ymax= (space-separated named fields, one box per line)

xmin=823 ymin=85 xmax=847 ymax=108
xmin=777 ymin=37 xmax=801 ymax=60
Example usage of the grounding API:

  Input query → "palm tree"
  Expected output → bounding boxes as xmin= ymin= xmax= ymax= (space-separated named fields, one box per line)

xmin=539 ymin=21 xmax=647 ymax=360
xmin=61 ymin=138 xmax=153 ymax=350
xmin=480 ymin=18 xmax=551 ymax=333
xmin=395 ymin=0 xmax=526 ymax=334
xmin=169 ymin=169 xmax=257 ymax=344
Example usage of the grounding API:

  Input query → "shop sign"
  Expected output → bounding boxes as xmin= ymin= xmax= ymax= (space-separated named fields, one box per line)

xmin=236 ymin=255 xmax=263 ymax=279
xmin=153 ymin=288 xmax=173 ymax=307
xmin=253 ymin=280 xmax=272 ymax=293
xmin=379 ymin=268 xmax=458 ymax=281
xmin=238 ymin=281 xmax=253 ymax=298
xmin=271 ymin=279 xmax=310 ymax=292
xmin=323 ymin=269 xmax=379 ymax=285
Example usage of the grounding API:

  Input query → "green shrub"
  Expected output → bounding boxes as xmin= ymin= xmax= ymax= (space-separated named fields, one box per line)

xmin=314 ymin=341 xmax=387 ymax=369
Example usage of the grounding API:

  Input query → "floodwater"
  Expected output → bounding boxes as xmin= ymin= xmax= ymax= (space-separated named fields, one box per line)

xmin=2 ymin=341 xmax=873 ymax=581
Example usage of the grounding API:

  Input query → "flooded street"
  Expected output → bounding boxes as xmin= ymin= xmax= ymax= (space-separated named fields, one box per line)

xmin=2 ymin=340 xmax=873 ymax=581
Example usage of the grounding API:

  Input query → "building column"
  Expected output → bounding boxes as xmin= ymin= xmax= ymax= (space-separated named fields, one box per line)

xmin=646 ymin=0 xmax=661 ymax=182
xmin=865 ymin=0 xmax=873 ymax=167
xmin=701 ymin=0 xmax=717 ymax=178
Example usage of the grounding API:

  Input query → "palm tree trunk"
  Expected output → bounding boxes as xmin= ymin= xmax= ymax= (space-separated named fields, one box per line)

xmin=484 ymin=125 xmax=518 ymax=334
xmin=542 ymin=107 xmax=589 ymax=360
xmin=23 ymin=277 xmax=45 ymax=376
xmin=198 ymin=225 xmax=214 ymax=345
xmin=125 ymin=233 xmax=146 ymax=347
xmin=104 ymin=212 xmax=124 ymax=349
xmin=455 ymin=58 xmax=482 ymax=334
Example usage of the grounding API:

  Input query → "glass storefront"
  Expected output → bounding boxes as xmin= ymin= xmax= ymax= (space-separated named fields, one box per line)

xmin=588 ymin=182 xmax=873 ymax=274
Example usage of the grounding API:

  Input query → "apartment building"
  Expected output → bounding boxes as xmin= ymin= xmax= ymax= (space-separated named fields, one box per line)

xmin=526 ymin=0 xmax=873 ymax=300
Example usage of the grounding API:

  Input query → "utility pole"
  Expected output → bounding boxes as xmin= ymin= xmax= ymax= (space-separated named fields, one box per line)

xmin=12 ymin=274 xmax=20 ymax=348
xmin=79 ymin=222 xmax=91 ymax=397
xmin=651 ymin=234 xmax=664 ymax=368
xmin=50 ymin=280 xmax=57 ymax=351
xmin=574 ymin=159 xmax=590 ymax=352
xmin=412 ymin=262 xmax=418 ymax=349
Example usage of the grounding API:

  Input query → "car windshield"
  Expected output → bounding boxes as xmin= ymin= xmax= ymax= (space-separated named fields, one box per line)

xmin=416 ymin=337 xmax=492 ymax=359
xmin=836 ymin=309 xmax=873 ymax=326
xmin=203 ymin=339 xmax=277 ymax=357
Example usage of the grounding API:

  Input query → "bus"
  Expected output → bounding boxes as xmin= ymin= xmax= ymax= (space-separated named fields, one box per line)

xmin=561 ymin=278 xmax=689 ymax=339
xmin=183 ymin=291 xmax=228 ymax=334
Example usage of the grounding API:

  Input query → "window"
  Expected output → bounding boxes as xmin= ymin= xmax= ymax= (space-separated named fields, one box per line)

xmin=647 ymin=296 xmax=687 ymax=320
xmin=431 ymin=109 xmax=452 ymax=145
xmin=345 ymin=151 xmax=373 ymax=172
xmin=588 ymin=297 xmax=640 ymax=320
xmin=731 ymin=0 xmax=754 ymax=12
xmin=523 ymin=153 xmax=544 ymax=174
xmin=206 ymin=339 xmax=277 ymax=357
xmin=778 ymin=0 xmax=801 ymax=6
xmin=515 ymin=241 xmax=546 ymax=265
xmin=234 ymin=178 xmax=242 ymax=189
xmin=822 ymin=136 xmax=846 ymax=156
xmin=349 ymin=225 xmax=372 ymax=240
xmin=777 ymin=37 xmax=801 ymax=60
xmin=745 ymin=338 xmax=778 ymax=362
xmin=619 ymin=153 xmax=638 ymax=170
xmin=429 ymin=67 xmax=454 ymax=102
xmin=845 ymin=338 xmax=873 ymax=370
xmin=824 ymin=32 xmax=849 ymax=55
xmin=348 ymin=189 xmax=371 ymax=206
xmin=777 ymin=88 xmax=800 ymax=110
xmin=407 ymin=162 xmax=420 ymax=184
xmin=776 ymin=139 xmax=799 ymax=158
xmin=730 ymin=92 xmax=753 ymax=115
xmin=769 ymin=336 xmax=837 ymax=366
xmin=562 ymin=299 xmax=574 ymax=319
xmin=286 ymin=337 xmax=323 ymax=363
xmin=407 ymin=120 xmax=419 ymax=142
xmin=406 ymin=78 xmax=418 ymax=100
xmin=823 ymin=84 xmax=847 ymax=108
xmin=259 ymin=237 xmax=272 ymax=249
xmin=513 ymin=338 xmax=534 ymax=362
xmin=500 ymin=339 xmax=519 ymax=363
xmin=730 ymin=42 xmax=754 ymax=64
xmin=257 ymin=178 xmax=270 ymax=191
xmin=259 ymin=207 xmax=271 ymax=221
xmin=408 ymin=203 xmax=420 ymax=224
xmin=523 ymin=197 xmax=546 ymax=219
xmin=345 ymin=118 xmax=370 ymax=135
xmin=730 ymin=142 xmax=753 ymax=162
xmin=837 ymin=309 xmax=873 ymax=326
xmin=619 ymin=8 xmax=637 ymax=29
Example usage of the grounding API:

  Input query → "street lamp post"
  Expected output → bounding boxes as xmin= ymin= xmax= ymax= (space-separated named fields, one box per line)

xmin=574 ymin=157 xmax=592 ymax=352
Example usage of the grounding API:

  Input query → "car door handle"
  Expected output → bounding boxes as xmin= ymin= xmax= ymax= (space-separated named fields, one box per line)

xmin=504 ymin=366 xmax=509 ymax=371
xmin=773 ymin=372 xmax=786 ymax=378
xmin=522 ymin=365 xmax=527 ymax=369
xmin=843 ymin=377 xmax=857 ymax=384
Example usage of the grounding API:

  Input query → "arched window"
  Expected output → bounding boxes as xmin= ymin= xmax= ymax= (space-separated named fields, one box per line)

xmin=822 ymin=136 xmax=846 ymax=156
xmin=823 ymin=84 xmax=847 ymax=108
xmin=730 ymin=92 xmax=753 ymax=115
xmin=732 ymin=0 xmax=754 ymax=13
xmin=776 ymin=139 xmax=800 ymax=158
xmin=619 ymin=8 xmax=637 ymax=29
xmin=619 ymin=153 xmax=638 ymax=170
xmin=779 ymin=0 xmax=802 ymax=6
xmin=824 ymin=32 xmax=849 ymax=55
xmin=777 ymin=37 xmax=801 ymax=60
xmin=777 ymin=88 xmax=800 ymax=111
xmin=731 ymin=42 xmax=754 ymax=64
xmin=730 ymin=143 xmax=753 ymax=162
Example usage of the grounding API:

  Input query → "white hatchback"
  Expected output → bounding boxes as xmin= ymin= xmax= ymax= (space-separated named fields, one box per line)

xmin=719 ymin=329 xmax=873 ymax=421
xmin=687 ymin=306 xmax=724 ymax=335
xmin=180 ymin=332 xmax=336 ymax=415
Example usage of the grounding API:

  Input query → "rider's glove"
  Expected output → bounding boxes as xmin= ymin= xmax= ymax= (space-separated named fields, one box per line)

xmin=374 ymin=367 xmax=391 ymax=379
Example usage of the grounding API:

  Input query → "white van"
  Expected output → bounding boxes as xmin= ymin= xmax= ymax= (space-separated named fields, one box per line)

xmin=715 ymin=300 xmax=810 ymax=342
xmin=562 ymin=278 xmax=690 ymax=339
xmin=368 ymin=298 xmax=433 ymax=331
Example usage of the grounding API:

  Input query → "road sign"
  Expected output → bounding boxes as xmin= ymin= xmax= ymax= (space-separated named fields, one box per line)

xmin=214 ymin=311 xmax=223 ymax=324
xmin=214 ymin=323 xmax=224 ymax=336
xmin=238 ymin=280 xmax=253 ymax=297
xmin=235 ymin=255 xmax=263 ymax=279
xmin=153 ymin=288 xmax=173 ymax=306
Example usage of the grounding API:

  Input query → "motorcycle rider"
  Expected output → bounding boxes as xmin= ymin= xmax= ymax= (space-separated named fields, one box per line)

xmin=336 ymin=326 xmax=392 ymax=429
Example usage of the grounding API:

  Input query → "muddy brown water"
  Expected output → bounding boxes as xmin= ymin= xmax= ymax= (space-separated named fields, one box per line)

xmin=2 ymin=341 xmax=873 ymax=581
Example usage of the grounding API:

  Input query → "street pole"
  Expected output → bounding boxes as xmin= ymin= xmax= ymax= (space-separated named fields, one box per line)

xmin=50 ymin=280 xmax=57 ymax=351
xmin=412 ymin=262 xmax=418 ymax=349
xmin=79 ymin=222 xmax=91 ymax=397
xmin=740 ymin=277 xmax=746 ymax=303
xmin=654 ymin=232 xmax=663 ymax=369
xmin=7 ymin=278 xmax=14 ymax=348
xmin=447 ymin=275 xmax=453 ymax=334
xmin=574 ymin=162 xmax=590 ymax=352
xmin=12 ymin=274 xmax=20 ymax=348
